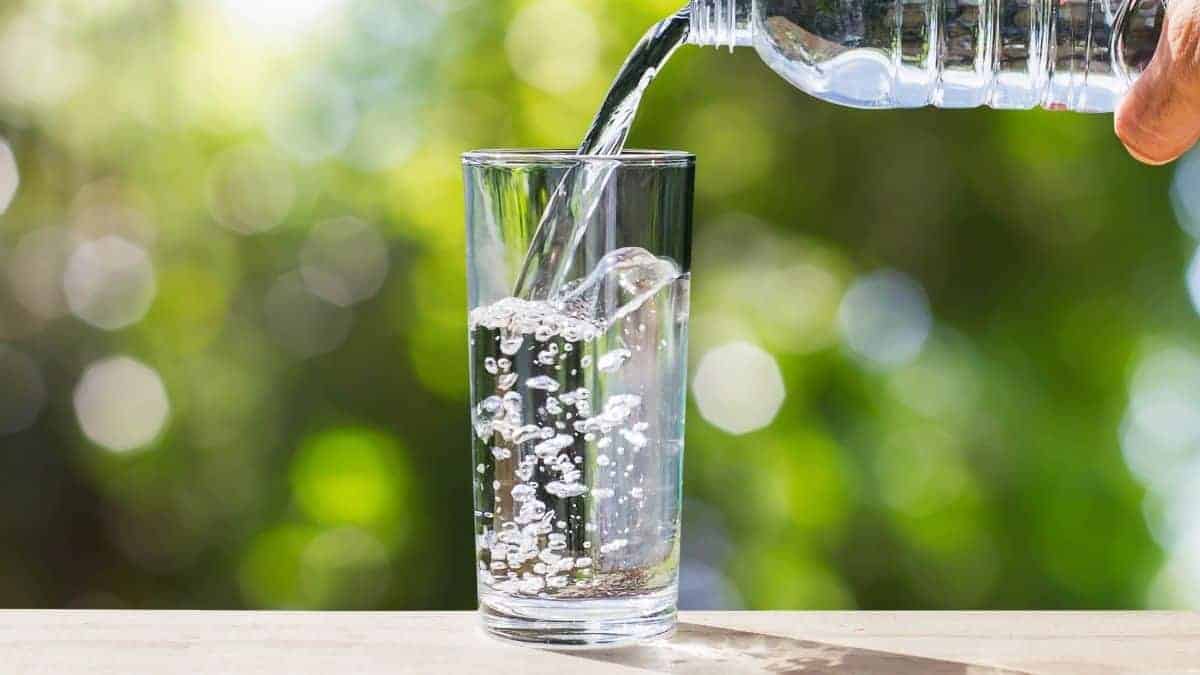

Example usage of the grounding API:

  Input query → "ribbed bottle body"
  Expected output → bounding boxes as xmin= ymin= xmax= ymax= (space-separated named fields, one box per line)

xmin=691 ymin=0 xmax=1165 ymax=111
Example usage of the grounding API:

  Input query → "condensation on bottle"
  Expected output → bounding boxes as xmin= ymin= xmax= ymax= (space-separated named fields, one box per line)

xmin=688 ymin=0 xmax=1165 ymax=111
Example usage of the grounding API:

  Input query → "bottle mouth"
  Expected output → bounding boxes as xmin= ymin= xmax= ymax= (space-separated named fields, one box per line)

xmin=462 ymin=149 xmax=695 ymax=168
xmin=688 ymin=0 xmax=753 ymax=51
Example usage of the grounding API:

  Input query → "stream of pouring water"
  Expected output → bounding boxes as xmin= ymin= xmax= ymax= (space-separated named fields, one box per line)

xmin=576 ymin=6 xmax=693 ymax=156
xmin=511 ymin=7 xmax=692 ymax=301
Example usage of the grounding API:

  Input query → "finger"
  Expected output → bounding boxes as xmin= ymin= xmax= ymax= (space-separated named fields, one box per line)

xmin=1115 ymin=5 xmax=1200 ymax=165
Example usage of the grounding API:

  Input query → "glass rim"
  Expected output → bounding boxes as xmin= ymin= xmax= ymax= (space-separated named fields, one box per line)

xmin=462 ymin=148 xmax=694 ymax=168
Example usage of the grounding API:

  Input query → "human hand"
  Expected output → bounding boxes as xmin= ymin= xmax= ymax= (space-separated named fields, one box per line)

xmin=1114 ymin=0 xmax=1200 ymax=164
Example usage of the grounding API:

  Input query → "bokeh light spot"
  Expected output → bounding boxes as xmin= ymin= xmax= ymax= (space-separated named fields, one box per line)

xmin=73 ymin=356 xmax=170 ymax=453
xmin=341 ymin=101 xmax=422 ymax=171
xmin=239 ymin=523 xmax=391 ymax=610
xmin=1120 ymin=347 xmax=1200 ymax=490
xmin=264 ymin=271 xmax=353 ymax=358
xmin=299 ymin=217 xmax=390 ymax=307
xmin=238 ymin=524 xmax=318 ymax=609
xmin=207 ymin=144 xmax=295 ymax=235
xmin=265 ymin=73 xmax=357 ymax=164
xmin=63 ymin=235 xmax=157 ymax=331
xmin=7 ymin=227 xmax=70 ymax=320
xmin=692 ymin=341 xmax=786 ymax=435
xmin=1172 ymin=149 xmax=1200 ymax=239
xmin=505 ymin=0 xmax=599 ymax=94
xmin=0 ymin=346 xmax=46 ymax=435
xmin=217 ymin=0 xmax=346 ymax=39
xmin=0 ymin=138 xmax=17 ymax=214
xmin=68 ymin=179 xmax=155 ymax=245
xmin=838 ymin=269 xmax=932 ymax=369
xmin=1187 ymin=248 xmax=1200 ymax=314
xmin=290 ymin=427 xmax=408 ymax=531
xmin=300 ymin=526 xmax=391 ymax=609
xmin=692 ymin=216 xmax=849 ymax=354
xmin=0 ymin=16 xmax=87 ymax=107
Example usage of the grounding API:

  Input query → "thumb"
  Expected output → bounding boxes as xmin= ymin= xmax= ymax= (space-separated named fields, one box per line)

xmin=1115 ymin=0 xmax=1200 ymax=165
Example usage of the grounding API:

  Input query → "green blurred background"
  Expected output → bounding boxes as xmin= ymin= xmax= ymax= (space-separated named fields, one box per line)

xmin=0 ymin=0 xmax=1196 ymax=611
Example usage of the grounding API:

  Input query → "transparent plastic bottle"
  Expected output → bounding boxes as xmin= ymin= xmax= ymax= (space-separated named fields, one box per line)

xmin=688 ymin=0 xmax=1165 ymax=111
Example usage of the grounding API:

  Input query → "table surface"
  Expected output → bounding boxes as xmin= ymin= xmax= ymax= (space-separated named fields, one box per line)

xmin=1 ymin=610 xmax=1198 ymax=674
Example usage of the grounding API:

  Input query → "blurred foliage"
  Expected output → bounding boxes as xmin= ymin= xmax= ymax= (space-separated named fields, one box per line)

xmin=0 ymin=0 xmax=1190 ymax=611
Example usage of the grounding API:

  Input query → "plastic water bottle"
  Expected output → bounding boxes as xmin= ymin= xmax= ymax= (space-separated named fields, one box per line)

xmin=688 ymin=0 xmax=1165 ymax=111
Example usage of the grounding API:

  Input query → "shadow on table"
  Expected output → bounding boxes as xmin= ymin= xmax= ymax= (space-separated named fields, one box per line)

xmin=561 ymin=622 xmax=1026 ymax=674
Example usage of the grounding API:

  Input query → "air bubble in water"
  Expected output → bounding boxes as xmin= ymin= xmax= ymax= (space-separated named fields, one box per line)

xmin=518 ymin=575 xmax=545 ymax=594
xmin=620 ymin=428 xmax=647 ymax=448
xmin=515 ymin=463 xmax=535 ymax=482
xmin=534 ymin=434 xmax=574 ymax=458
xmin=526 ymin=375 xmax=560 ymax=392
xmin=598 ymin=348 xmax=632 ymax=372
xmin=500 ymin=334 xmax=524 ymax=355
xmin=599 ymin=539 xmax=628 ymax=554
xmin=545 ymin=481 xmax=587 ymax=498
xmin=516 ymin=498 xmax=547 ymax=524
xmin=513 ymin=425 xmax=541 ymax=443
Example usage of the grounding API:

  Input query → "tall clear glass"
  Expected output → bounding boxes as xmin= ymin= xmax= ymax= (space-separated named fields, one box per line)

xmin=463 ymin=150 xmax=694 ymax=647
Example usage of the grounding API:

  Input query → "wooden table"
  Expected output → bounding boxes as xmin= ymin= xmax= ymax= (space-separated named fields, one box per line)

xmin=0 ymin=611 xmax=1197 ymax=673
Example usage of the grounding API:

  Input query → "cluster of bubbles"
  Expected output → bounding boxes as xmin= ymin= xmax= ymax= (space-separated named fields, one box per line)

xmin=471 ymin=299 xmax=648 ymax=597
xmin=470 ymin=247 xmax=690 ymax=600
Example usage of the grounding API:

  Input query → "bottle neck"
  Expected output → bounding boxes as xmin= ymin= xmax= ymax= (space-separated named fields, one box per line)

xmin=687 ymin=0 xmax=753 ymax=51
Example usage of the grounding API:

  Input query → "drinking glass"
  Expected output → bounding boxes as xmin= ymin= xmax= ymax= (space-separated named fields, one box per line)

xmin=463 ymin=149 xmax=694 ymax=647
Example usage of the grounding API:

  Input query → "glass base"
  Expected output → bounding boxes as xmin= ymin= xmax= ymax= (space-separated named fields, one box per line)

xmin=479 ymin=585 xmax=677 ymax=649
